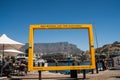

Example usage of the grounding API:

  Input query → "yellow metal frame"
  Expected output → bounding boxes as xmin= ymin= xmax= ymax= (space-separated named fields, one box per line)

xmin=28 ymin=24 xmax=96 ymax=71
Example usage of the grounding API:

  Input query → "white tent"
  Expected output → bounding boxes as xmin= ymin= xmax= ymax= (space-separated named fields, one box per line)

xmin=0 ymin=34 xmax=24 ymax=47
xmin=0 ymin=34 xmax=24 ymax=45
xmin=0 ymin=34 xmax=24 ymax=58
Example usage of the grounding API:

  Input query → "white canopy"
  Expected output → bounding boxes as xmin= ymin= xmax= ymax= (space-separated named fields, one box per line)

xmin=0 ymin=34 xmax=24 ymax=45
xmin=0 ymin=49 xmax=25 ymax=56
xmin=0 ymin=34 xmax=25 ymax=57
xmin=0 ymin=34 xmax=24 ymax=50
xmin=2 ymin=49 xmax=24 ymax=53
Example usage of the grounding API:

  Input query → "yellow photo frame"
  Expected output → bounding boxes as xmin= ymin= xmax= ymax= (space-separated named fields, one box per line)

xmin=28 ymin=24 xmax=96 ymax=71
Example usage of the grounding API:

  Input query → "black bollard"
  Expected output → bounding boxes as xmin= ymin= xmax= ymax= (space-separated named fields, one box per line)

xmin=70 ymin=62 xmax=77 ymax=79
xmin=70 ymin=70 xmax=77 ymax=78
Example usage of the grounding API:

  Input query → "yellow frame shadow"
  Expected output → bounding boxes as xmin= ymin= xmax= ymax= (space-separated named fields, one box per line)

xmin=28 ymin=24 xmax=96 ymax=71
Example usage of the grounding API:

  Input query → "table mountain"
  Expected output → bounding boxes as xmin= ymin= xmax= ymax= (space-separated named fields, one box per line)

xmin=20 ymin=42 xmax=83 ymax=55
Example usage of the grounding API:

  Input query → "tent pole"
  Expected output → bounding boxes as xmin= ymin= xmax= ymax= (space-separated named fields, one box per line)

xmin=3 ymin=44 xmax=4 ymax=63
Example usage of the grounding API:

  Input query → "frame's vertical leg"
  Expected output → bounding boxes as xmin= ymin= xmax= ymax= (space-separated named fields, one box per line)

xmin=83 ymin=70 xmax=86 ymax=79
xmin=38 ymin=71 xmax=42 ymax=80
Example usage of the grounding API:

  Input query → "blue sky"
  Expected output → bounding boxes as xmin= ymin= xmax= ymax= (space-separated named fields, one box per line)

xmin=0 ymin=0 xmax=120 ymax=50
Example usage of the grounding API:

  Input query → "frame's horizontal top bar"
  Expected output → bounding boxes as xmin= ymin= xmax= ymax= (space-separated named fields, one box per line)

xmin=30 ymin=24 xmax=92 ymax=29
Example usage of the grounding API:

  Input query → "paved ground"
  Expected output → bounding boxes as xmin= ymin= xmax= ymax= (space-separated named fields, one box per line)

xmin=0 ymin=69 xmax=120 ymax=80
xmin=87 ymin=70 xmax=120 ymax=80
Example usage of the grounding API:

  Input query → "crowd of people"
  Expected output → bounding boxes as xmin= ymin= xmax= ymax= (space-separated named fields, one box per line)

xmin=0 ymin=58 xmax=28 ymax=77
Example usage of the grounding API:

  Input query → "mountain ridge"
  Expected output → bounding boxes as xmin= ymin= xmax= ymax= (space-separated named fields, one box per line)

xmin=20 ymin=41 xmax=120 ymax=57
xmin=20 ymin=42 xmax=83 ymax=55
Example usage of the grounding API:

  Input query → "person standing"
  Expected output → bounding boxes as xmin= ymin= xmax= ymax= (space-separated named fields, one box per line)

xmin=0 ymin=56 xmax=3 ymax=76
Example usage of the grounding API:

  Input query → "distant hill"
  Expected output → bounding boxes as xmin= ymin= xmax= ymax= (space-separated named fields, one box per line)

xmin=95 ymin=41 xmax=120 ymax=55
xmin=20 ymin=42 xmax=83 ymax=55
